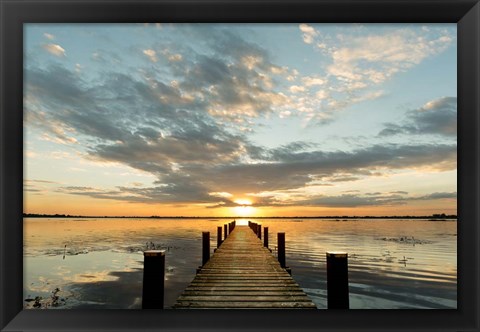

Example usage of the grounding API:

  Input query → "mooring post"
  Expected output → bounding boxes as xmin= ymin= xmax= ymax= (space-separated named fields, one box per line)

xmin=264 ymin=227 xmax=269 ymax=248
xmin=326 ymin=252 xmax=349 ymax=309
xmin=202 ymin=232 xmax=210 ymax=266
xmin=224 ymin=224 xmax=228 ymax=239
xmin=217 ymin=226 xmax=222 ymax=248
xmin=142 ymin=250 xmax=165 ymax=309
xmin=278 ymin=232 xmax=286 ymax=268
xmin=257 ymin=224 xmax=262 ymax=239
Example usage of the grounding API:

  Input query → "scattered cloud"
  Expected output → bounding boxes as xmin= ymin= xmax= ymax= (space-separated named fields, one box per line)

xmin=43 ymin=33 xmax=55 ymax=40
xmin=168 ymin=53 xmax=183 ymax=62
xmin=302 ymin=76 xmax=326 ymax=87
xmin=143 ymin=49 xmax=157 ymax=62
xmin=299 ymin=24 xmax=318 ymax=44
xmin=289 ymin=85 xmax=306 ymax=93
xmin=295 ymin=24 xmax=455 ymax=124
xmin=42 ymin=43 xmax=66 ymax=57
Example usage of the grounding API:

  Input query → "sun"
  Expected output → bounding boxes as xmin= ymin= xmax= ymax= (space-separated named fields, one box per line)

xmin=233 ymin=199 xmax=255 ymax=216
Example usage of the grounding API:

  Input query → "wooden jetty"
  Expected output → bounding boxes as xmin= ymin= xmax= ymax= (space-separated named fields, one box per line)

xmin=173 ymin=225 xmax=316 ymax=309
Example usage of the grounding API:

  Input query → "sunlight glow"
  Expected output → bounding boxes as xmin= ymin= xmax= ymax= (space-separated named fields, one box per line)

xmin=233 ymin=205 xmax=255 ymax=216
xmin=234 ymin=199 xmax=252 ymax=206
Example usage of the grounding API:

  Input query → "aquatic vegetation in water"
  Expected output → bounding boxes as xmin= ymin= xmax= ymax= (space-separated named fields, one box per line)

xmin=376 ymin=236 xmax=433 ymax=245
xmin=24 ymin=287 xmax=69 ymax=309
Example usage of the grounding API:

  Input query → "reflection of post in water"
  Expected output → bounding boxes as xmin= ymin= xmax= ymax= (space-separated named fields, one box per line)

xmin=63 ymin=244 xmax=66 ymax=260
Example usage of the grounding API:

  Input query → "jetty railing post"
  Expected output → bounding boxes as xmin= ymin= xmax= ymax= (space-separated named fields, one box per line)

xmin=202 ymin=232 xmax=210 ymax=266
xmin=278 ymin=232 xmax=286 ymax=268
xmin=257 ymin=225 xmax=262 ymax=239
xmin=326 ymin=252 xmax=349 ymax=309
xmin=217 ymin=226 xmax=222 ymax=248
xmin=264 ymin=227 xmax=269 ymax=248
xmin=142 ymin=250 xmax=165 ymax=309
xmin=224 ymin=224 xmax=228 ymax=240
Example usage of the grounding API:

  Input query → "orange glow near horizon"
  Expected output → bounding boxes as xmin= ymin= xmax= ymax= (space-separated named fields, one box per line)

xmin=231 ymin=199 xmax=257 ymax=217
xmin=24 ymin=191 xmax=456 ymax=217
xmin=233 ymin=205 xmax=255 ymax=217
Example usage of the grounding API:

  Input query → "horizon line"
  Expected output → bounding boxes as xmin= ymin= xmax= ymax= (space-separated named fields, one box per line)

xmin=23 ymin=213 xmax=457 ymax=219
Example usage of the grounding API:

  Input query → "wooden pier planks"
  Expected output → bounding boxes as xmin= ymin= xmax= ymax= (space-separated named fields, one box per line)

xmin=173 ymin=225 xmax=316 ymax=309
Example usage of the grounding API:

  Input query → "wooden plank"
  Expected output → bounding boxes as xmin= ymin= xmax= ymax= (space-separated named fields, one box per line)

xmin=184 ymin=286 xmax=304 ymax=291
xmin=177 ymin=296 xmax=312 ymax=302
xmin=174 ymin=301 xmax=317 ymax=309
xmin=181 ymin=291 xmax=307 ymax=296
xmin=173 ymin=225 xmax=316 ymax=309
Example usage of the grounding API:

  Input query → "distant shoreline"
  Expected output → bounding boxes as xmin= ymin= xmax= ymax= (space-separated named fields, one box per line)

xmin=23 ymin=213 xmax=457 ymax=220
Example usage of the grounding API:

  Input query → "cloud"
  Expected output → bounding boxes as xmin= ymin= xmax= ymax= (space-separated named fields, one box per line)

xmin=326 ymin=29 xmax=453 ymax=85
xmin=209 ymin=192 xmax=233 ymax=198
xmin=43 ymin=33 xmax=55 ymax=40
xmin=299 ymin=24 xmax=318 ymax=44
xmin=143 ymin=49 xmax=157 ymax=62
xmin=289 ymin=85 xmax=306 ymax=93
xmin=42 ymin=44 xmax=66 ymax=57
xmin=24 ymin=179 xmax=58 ymax=195
xmin=168 ymin=53 xmax=183 ymax=62
xmin=379 ymin=97 xmax=457 ymax=137
xmin=50 ymin=135 xmax=455 ymax=206
xmin=302 ymin=76 xmax=325 ymax=87
xmin=24 ymin=26 xmax=457 ymax=210
xmin=292 ymin=25 xmax=455 ymax=124
xmin=413 ymin=192 xmax=457 ymax=200
xmin=228 ymin=190 xmax=455 ymax=208
xmin=24 ymin=179 xmax=57 ymax=184
xmin=294 ymin=191 xmax=456 ymax=207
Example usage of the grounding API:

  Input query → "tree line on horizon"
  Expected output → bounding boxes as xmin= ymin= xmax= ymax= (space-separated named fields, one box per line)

xmin=22 ymin=213 xmax=457 ymax=219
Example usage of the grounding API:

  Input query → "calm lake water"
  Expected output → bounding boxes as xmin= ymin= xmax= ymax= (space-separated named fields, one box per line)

xmin=23 ymin=218 xmax=457 ymax=309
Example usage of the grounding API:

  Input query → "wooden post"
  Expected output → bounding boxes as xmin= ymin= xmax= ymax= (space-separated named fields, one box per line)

xmin=224 ymin=224 xmax=228 ymax=240
xmin=278 ymin=232 xmax=286 ymax=268
xmin=142 ymin=250 xmax=165 ymax=309
xmin=264 ymin=227 xmax=269 ymax=248
xmin=257 ymin=224 xmax=262 ymax=240
xmin=326 ymin=252 xmax=349 ymax=309
xmin=202 ymin=232 xmax=210 ymax=266
xmin=217 ymin=226 xmax=222 ymax=248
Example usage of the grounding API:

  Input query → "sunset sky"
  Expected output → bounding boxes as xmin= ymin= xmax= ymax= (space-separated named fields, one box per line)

xmin=24 ymin=23 xmax=457 ymax=217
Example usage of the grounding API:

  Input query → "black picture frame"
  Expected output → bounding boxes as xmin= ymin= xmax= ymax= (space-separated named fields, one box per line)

xmin=1 ymin=0 xmax=479 ymax=331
